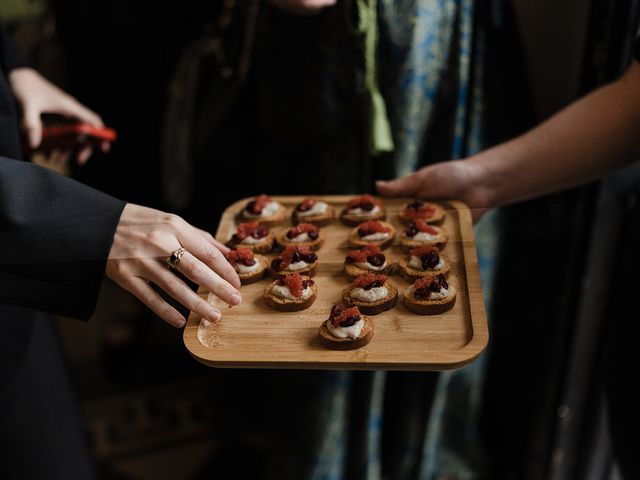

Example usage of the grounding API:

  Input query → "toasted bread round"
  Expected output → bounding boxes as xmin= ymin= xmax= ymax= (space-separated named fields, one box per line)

xmin=264 ymin=282 xmax=318 ymax=312
xmin=403 ymin=285 xmax=457 ymax=315
xmin=343 ymin=261 xmax=394 ymax=281
xmin=226 ymin=233 xmax=275 ymax=254
xmin=319 ymin=317 xmax=373 ymax=350
xmin=341 ymin=282 xmax=398 ymax=315
xmin=276 ymin=229 xmax=325 ymax=251
xmin=239 ymin=204 xmax=287 ymax=227
xmin=235 ymin=254 xmax=269 ymax=285
xmin=399 ymin=229 xmax=448 ymax=252
xmin=397 ymin=255 xmax=451 ymax=282
xmin=348 ymin=222 xmax=396 ymax=249
xmin=339 ymin=208 xmax=386 ymax=227
xmin=398 ymin=203 xmax=446 ymax=225
xmin=270 ymin=260 xmax=319 ymax=279
xmin=292 ymin=206 xmax=335 ymax=227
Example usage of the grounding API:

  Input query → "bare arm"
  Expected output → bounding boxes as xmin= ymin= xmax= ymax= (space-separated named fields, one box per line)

xmin=377 ymin=61 xmax=640 ymax=216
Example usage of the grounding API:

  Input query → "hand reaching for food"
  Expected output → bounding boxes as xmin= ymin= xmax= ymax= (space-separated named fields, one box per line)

xmin=106 ymin=204 xmax=242 ymax=328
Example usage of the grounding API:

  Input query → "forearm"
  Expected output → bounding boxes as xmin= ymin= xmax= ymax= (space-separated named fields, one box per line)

xmin=473 ymin=62 xmax=640 ymax=208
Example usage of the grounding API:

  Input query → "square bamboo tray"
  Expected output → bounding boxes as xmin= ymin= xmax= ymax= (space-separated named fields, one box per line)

xmin=183 ymin=195 xmax=488 ymax=370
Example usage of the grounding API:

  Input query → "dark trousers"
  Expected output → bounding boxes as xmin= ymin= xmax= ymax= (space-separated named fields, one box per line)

xmin=0 ymin=310 xmax=94 ymax=480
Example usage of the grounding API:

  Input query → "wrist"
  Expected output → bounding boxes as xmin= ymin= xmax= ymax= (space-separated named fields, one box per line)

xmin=8 ymin=67 xmax=38 ymax=84
xmin=461 ymin=154 xmax=501 ymax=210
xmin=447 ymin=157 xmax=493 ymax=211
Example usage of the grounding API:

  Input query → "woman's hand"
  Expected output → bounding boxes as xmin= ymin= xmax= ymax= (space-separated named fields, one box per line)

xmin=269 ymin=0 xmax=336 ymax=15
xmin=8 ymin=67 xmax=109 ymax=165
xmin=376 ymin=159 xmax=491 ymax=222
xmin=106 ymin=204 xmax=241 ymax=328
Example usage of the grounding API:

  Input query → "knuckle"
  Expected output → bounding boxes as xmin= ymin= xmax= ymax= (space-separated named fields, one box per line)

xmin=190 ymin=261 xmax=208 ymax=278
xmin=159 ymin=304 xmax=175 ymax=321
xmin=165 ymin=278 xmax=183 ymax=294
xmin=191 ymin=297 xmax=208 ymax=314
xmin=107 ymin=259 xmax=127 ymax=278
xmin=146 ymin=229 xmax=166 ymax=249
xmin=213 ymin=283 xmax=233 ymax=299
xmin=166 ymin=214 xmax=184 ymax=230
xmin=204 ymin=247 xmax=220 ymax=264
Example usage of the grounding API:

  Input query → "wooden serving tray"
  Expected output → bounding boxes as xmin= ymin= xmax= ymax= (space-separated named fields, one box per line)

xmin=183 ymin=196 xmax=488 ymax=371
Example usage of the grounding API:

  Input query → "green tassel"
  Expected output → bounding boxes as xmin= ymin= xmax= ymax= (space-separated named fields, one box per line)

xmin=369 ymin=89 xmax=394 ymax=153
xmin=348 ymin=0 xmax=395 ymax=156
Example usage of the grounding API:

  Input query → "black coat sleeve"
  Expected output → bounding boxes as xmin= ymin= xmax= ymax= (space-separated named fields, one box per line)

xmin=0 ymin=27 xmax=29 ymax=73
xmin=0 ymin=157 xmax=126 ymax=320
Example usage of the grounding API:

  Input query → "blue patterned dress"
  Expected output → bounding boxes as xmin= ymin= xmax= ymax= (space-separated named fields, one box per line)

xmin=209 ymin=1 xmax=501 ymax=479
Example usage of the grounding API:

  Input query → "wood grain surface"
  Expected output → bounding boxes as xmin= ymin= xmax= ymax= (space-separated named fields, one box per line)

xmin=183 ymin=196 xmax=488 ymax=371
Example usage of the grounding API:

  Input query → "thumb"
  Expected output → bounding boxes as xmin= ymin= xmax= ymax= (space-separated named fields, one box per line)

xmin=23 ymin=104 xmax=43 ymax=149
xmin=376 ymin=173 xmax=421 ymax=197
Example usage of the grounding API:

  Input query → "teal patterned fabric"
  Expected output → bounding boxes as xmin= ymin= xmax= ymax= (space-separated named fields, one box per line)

xmin=379 ymin=0 xmax=479 ymax=175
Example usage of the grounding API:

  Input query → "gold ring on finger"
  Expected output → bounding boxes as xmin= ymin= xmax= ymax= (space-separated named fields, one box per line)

xmin=166 ymin=247 xmax=187 ymax=269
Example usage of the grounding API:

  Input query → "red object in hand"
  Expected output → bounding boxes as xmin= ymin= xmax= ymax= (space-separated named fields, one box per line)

xmin=28 ymin=123 xmax=117 ymax=153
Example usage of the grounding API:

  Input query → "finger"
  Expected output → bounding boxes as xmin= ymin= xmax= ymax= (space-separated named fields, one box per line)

xmin=49 ymin=149 xmax=63 ymax=164
xmin=375 ymin=173 xmax=422 ymax=198
xmin=121 ymin=276 xmax=186 ymax=328
xmin=300 ymin=0 xmax=336 ymax=6
xmin=210 ymin=238 xmax=230 ymax=255
xmin=77 ymin=145 xmax=93 ymax=165
xmin=101 ymin=140 xmax=111 ymax=153
xmin=23 ymin=104 xmax=43 ymax=148
xmin=54 ymin=150 xmax=71 ymax=172
xmin=59 ymin=150 xmax=71 ymax=166
xmin=179 ymin=229 xmax=240 ymax=289
xmin=174 ymin=251 xmax=241 ymax=306
xmin=148 ymin=265 xmax=222 ymax=322
xmin=31 ymin=151 xmax=45 ymax=164
xmin=60 ymin=97 xmax=104 ymax=127
xmin=195 ymin=227 xmax=230 ymax=255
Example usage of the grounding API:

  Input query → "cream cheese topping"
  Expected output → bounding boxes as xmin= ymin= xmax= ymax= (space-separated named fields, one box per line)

xmin=428 ymin=287 xmax=449 ymax=299
xmin=241 ymin=235 xmax=265 ymax=245
xmin=285 ymin=260 xmax=310 ymax=271
xmin=244 ymin=201 xmax=281 ymax=218
xmin=410 ymin=231 xmax=438 ymax=241
xmin=409 ymin=285 xmax=450 ymax=300
xmin=271 ymin=285 xmax=313 ymax=301
xmin=347 ymin=205 xmax=380 ymax=216
xmin=235 ymin=261 xmax=260 ymax=274
xmin=288 ymin=232 xmax=311 ymax=243
xmin=326 ymin=319 xmax=364 ymax=339
xmin=354 ymin=260 xmax=388 ymax=271
xmin=350 ymin=286 xmax=388 ymax=303
xmin=297 ymin=201 xmax=328 ymax=217
xmin=361 ymin=232 xmax=390 ymax=241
